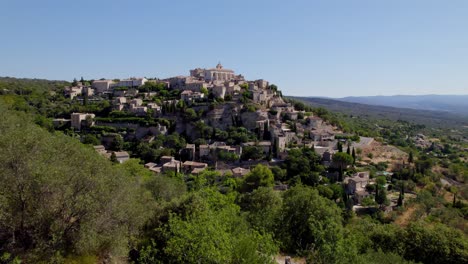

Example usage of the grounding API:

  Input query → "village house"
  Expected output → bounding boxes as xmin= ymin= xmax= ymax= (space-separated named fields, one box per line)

xmin=305 ymin=116 xmax=323 ymax=129
xmin=144 ymin=162 xmax=162 ymax=173
xmin=182 ymin=161 xmax=208 ymax=174
xmin=182 ymin=144 xmax=196 ymax=161
xmin=115 ymin=77 xmax=147 ymax=88
xmin=180 ymin=90 xmax=205 ymax=103
xmin=114 ymin=96 xmax=127 ymax=105
xmin=199 ymin=144 xmax=210 ymax=158
xmin=71 ymin=113 xmax=95 ymax=130
xmin=254 ymin=79 xmax=269 ymax=89
xmin=52 ymin=118 xmax=70 ymax=128
xmin=164 ymin=76 xmax=188 ymax=90
xmin=82 ymin=86 xmax=94 ymax=97
xmin=130 ymin=106 xmax=147 ymax=116
xmin=212 ymin=142 xmax=242 ymax=156
xmin=231 ymin=167 xmax=250 ymax=177
xmin=113 ymin=151 xmax=130 ymax=164
xmin=64 ymin=86 xmax=83 ymax=99
xmin=129 ymin=98 xmax=143 ymax=107
xmin=185 ymin=78 xmax=208 ymax=92
xmin=198 ymin=142 xmax=242 ymax=161
xmin=162 ymin=158 xmax=182 ymax=173
xmin=224 ymin=81 xmax=241 ymax=95
xmin=93 ymin=145 xmax=109 ymax=158
xmin=146 ymin=103 xmax=162 ymax=116
xmin=242 ymin=141 xmax=271 ymax=155
xmin=212 ymin=84 xmax=226 ymax=99
xmin=92 ymin=79 xmax=115 ymax=94
xmin=345 ymin=171 xmax=371 ymax=204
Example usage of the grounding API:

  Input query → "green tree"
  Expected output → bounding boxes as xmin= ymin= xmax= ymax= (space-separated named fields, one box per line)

xmin=239 ymin=187 xmax=282 ymax=233
xmin=280 ymin=185 xmax=352 ymax=263
xmin=375 ymin=186 xmax=389 ymax=206
xmin=242 ymin=164 xmax=274 ymax=192
xmin=82 ymin=133 xmax=100 ymax=145
xmin=140 ymin=189 xmax=278 ymax=263
xmin=200 ymin=86 xmax=208 ymax=96
xmin=241 ymin=145 xmax=264 ymax=161
xmin=271 ymin=166 xmax=287 ymax=181
xmin=110 ymin=135 xmax=124 ymax=151
xmin=0 ymin=110 xmax=151 ymax=262
xmin=375 ymin=176 xmax=389 ymax=206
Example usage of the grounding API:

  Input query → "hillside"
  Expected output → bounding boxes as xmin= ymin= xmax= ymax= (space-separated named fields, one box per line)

xmin=290 ymin=96 xmax=468 ymax=132
xmin=1 ymin=76 xmax=467 ymax=264
xmin=339 ymin=95 xmax=468 ymax=116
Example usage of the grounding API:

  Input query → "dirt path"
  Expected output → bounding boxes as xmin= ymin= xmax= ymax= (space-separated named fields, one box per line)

xmin=394 ymin=205 xmax=417 ymax=227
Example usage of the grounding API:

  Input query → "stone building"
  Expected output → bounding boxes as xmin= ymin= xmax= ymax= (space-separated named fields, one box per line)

xmin=64 ymin=86 xmax=83 ymax=99
xmin=345 ymin=172 xmax=371 ymax=204
xmin=115 ymin=77 xmax=147 ymax=88
xmin=92 ymin=80 xmax=115 ymax=93
xmin=191 ymin=63 xmax=236 ymax=82
xmin=212 ymin=85 xmax=226 ymax=99
xmin=71 ymin=113 xmax=95 ymax=130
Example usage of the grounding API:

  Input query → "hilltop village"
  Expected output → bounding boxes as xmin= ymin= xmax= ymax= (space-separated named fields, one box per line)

xmin=56 ymin=64 xmax=406 ymax=209
xmin=1 ymin=68 xmax=466 ymax=264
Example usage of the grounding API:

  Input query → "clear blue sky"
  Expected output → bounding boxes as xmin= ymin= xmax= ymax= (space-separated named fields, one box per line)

xmin=1 ymin=0 xmax=468 ymax=97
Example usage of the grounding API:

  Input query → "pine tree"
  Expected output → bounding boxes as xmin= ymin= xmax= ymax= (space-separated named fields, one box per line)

xmin=346 ymin=145 xmax=351 ymax=155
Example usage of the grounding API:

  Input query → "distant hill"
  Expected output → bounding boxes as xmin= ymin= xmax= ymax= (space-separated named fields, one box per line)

xmin=338 ymin=95 xmax=468 ymax=116
xmin=289 ymin=96 xmax=468 ymax=131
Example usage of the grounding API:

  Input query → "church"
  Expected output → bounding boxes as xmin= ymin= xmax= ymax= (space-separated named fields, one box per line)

xmin=190 ymin=63 xmax=238 ymax=82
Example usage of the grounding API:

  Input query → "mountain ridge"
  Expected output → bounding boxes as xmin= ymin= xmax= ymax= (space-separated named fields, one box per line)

xmin=289 ymin=96 xmax=468 ymax=132
xmin=333 ymin=94 xmax=468 ymax=116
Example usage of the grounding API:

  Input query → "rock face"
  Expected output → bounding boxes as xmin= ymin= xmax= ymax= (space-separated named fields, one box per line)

xmin=205 ymin=103 xmax=240 ymax=130
xmin=240 ymin=110 xmax=269 ymax=131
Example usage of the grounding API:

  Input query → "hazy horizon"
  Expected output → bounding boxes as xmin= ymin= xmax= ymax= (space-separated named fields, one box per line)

xmin=2 ymin=0 xmax=468 ymax=97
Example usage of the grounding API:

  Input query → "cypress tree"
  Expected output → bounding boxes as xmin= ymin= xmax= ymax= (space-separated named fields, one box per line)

xmin=352 ymin=147 xmax=356 ymax=164
xmin=397 ymin=191 xmax=403 ymax=206
xmin=110 ymin=152 xmax=118 ymax=164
